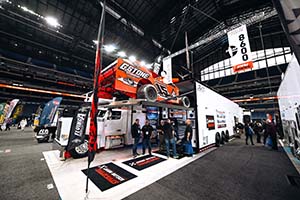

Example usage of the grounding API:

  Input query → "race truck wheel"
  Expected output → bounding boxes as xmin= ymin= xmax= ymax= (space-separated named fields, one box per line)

xmin=137 ymin=84 xmax=157 ymax=102
xmin=181 ymin=96 xmax=190 ymax=108
xmin=69 ymin=139 xmax=89 ymax=159
xmin=215 ymin=132 xmax=221 ymax=147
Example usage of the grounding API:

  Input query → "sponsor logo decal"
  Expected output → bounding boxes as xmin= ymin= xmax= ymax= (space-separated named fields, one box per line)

xmin=119 ymin=63 xmax=150 ymax=79
xmin=74 ymin=113 xmax=85 ymax=137
xmin=128 ymin=156 xmax=160 ymax=167
xmin=95 ymin=165 xmax=126 ymax=185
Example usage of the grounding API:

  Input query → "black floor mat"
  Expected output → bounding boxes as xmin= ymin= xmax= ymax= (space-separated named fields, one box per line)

xmin=82 ymin=162 xmax=137 ymax=191
xmin=123 ymin=154 xmax=166 ymax=170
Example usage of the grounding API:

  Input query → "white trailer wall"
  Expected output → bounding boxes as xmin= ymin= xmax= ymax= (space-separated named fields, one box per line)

xmin=195 ymin=81 xmax=243 ymax=149
xmin=278 ymin=55 xmax=300 ymax=121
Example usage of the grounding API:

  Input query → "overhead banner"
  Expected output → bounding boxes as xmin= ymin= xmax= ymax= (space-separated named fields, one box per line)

xmin=227 ymin=25 xmax=253 ymax=72
xmin=162 ymin=57 xmax=172 ymax=84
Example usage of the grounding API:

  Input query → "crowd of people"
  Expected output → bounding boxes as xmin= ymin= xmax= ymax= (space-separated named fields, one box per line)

xmin=131 ymin=118 xmax=193 ymax=158
xmin=0 ymin=117 xmax=29 ymax=131
xmin=243 ymin=118 xmax=280 ymax=150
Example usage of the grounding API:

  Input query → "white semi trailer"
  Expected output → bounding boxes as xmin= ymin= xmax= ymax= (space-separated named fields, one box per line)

xmin=192 ymin=81 xmax=243 ymax=150
xmin=277 ymin=55 xmax=300 ymax=159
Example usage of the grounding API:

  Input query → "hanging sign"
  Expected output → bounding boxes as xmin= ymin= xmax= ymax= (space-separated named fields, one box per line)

xmin=227 ymin=25 xmax=253 ymax=72
xmin=162 ymin=57 xmax=172 ymax=84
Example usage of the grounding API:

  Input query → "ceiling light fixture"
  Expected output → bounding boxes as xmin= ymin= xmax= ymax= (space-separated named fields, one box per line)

xmin=44 ymin=16 xmax=61 ymax=28
xmin=104 ymin=44 xmax=117 ymax=53
xmin=129 ymin=56 xmax=136 ymax=62
xmin=140 ymin=60 xmax=146 ymax=66
xmin=117 ymin=51 xmax=126 ymax=57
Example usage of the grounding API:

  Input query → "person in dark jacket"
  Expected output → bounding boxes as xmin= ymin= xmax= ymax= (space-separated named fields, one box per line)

xmin=131 ymin=119 xmax=141 ymax=157
xmin=262 ymin=119 xmax=268 ymax=145
xmin=253 ymin=121 xmax=262 ymax=143
xmin=142 ymin=120 xmax=153 ymax=155
xmin=157 ymin=120 xmax=165 ymax=150
xmin=163 ymin=119 xmax=178 ymax=159
xmin=266 ymin=119 xmax=278 ymax=150
xmin=184 ymin=119 xmax=193 ymax=156
xmin=245 ymin=123 xmax=254 ymax=145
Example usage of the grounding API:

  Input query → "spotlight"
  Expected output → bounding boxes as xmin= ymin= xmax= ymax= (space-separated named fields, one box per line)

xmin=129 ymin=56 xmax=136 ymax=62
xmin=45 ymin=16 xmax=61 ymax=28
xmin=104 ymin=44 xmax=117 ymax=53
xmin=118 ymin=51 xmax=126 ymax=57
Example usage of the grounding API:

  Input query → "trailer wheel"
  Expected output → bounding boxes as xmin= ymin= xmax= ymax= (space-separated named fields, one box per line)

xmin=181 ymin=96 xmax=190 ymax=108
xmin=215 ymin=133 xmax=221 ymax=147
xmin=225 ymin=130 xmax=230 ymax=142
xmin=220 ymin=131 xmax=226 ymax=144
xmin=137 ymin=84 xmax=157 ymax=102
xmin=69 ymin=140 xmax=89 ymax=159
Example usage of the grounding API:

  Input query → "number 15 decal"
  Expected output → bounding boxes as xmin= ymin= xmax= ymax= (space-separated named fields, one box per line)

xmin=155 ymin=84 xmax=169 ymax=97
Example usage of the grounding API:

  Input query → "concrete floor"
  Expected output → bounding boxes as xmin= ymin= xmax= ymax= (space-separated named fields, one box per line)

xmin=0 ymin=127 xmax=60 ymax=200
xmin=1 ymin=128 xmax=300 ymax=200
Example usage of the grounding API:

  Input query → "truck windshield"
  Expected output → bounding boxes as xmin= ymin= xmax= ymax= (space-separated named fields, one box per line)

xmin=98 ymin=110 xmax=106 ymax=118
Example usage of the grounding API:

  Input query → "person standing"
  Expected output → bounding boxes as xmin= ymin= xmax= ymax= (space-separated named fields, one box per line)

xmin=20 ymin=118 xmax=27 ymax=131
xmin=131 ymin=119 xmax=141 ymax=157
xmin=163 ymin=119 xmax=178 ymax=159
xmin=262 ymin=119 xmax=268 ymax=145
xmin=184 ymin=119 xmax=193 ymax=156
xmin=142 ymin=120 xmax=153 ymax=155
xmin=253 ymin=121 xmax=262 ymax=143
xmin=157 ymin=120 xmax=165 ymax=150
xmin=266 ymin=119 xmax=278 ymax=150
xmin=245 ymin=123 xmax=254 ymax=145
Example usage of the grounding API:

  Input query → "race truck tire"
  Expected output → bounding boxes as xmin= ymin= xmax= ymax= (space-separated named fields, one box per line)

xmin=69 ymin=139 xmax=89 ymax=159
xmin=181 ymin=96 xmax=190 ymax=108
xmin=137 ymin=84 xmax=157 ymax=102
xmin=215 ymin=132 xmax=221 ymax=147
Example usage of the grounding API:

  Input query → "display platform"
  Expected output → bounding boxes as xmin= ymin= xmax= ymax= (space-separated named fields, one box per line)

xmin=43 ymin=147 xmax=216 ymax=200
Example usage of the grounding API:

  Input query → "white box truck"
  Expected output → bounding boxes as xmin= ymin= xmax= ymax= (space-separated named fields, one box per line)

xmin=277 ymin=55 xmax=300 ymax=159
xmin=55 ymin=100 xmax=146 ymax=158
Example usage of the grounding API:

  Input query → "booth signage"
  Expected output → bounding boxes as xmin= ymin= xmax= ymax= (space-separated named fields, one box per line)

xmin=227 ymin=25 xmax=253 ymax=72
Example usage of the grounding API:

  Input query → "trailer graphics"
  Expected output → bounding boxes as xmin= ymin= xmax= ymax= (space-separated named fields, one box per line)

xmin=206 ymin=115 xmax=215 ymax=130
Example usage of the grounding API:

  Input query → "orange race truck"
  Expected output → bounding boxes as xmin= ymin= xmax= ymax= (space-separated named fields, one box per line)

xmin=97 ymin=58 xmax=190 ymax=107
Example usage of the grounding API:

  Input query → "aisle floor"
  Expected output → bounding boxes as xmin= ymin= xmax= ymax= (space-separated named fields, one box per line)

xmin=1 ymin=128 xmax=300 ymax=200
